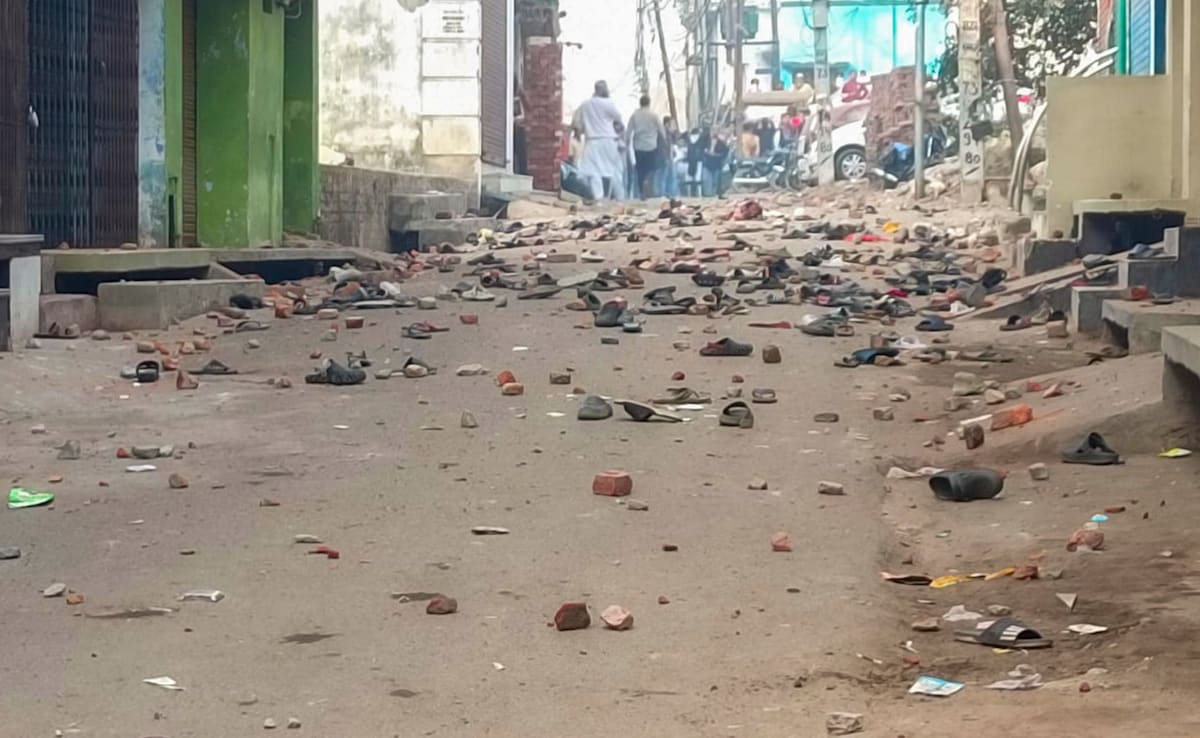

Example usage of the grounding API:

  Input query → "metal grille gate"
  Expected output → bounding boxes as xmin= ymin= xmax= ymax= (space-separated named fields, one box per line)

xmin=26 ymin=0 xmax=138 ymax=247
xmin=480 ymin=0 xmax=508 ymax=167
xmin=0 ymin=2 xmax=29 ymax=232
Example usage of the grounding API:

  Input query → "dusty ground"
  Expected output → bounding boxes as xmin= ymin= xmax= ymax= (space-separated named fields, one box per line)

xmin=3 ymin=195 xmax=1200 ymax=738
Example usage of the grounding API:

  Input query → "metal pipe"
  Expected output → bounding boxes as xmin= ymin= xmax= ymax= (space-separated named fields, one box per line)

xmin=913 ymin=0 xmax=926 ymax=199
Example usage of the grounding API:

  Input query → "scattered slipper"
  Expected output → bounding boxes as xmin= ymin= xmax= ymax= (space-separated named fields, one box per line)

xmin=595 ymin=300 xmax=627 ymax=328
xmin=751 ymin=388 xmax=777 ymax=404
xmin=577 ymin=395 xmax=614 ymax=421
xmin=929 ymin=469 xmax=1005 ymax=502
xmin=1000 ymin=314 xmax=1033 ymax=332
xmin=749 ymin=320 xmax=793 ymax=329
xmin=517 ymin=284 xmax=563 ymax=300
xmin=955 ymin=617 xmax=1053 ymax=649
xmin=305 ymin=359 xmax=367 ymax=386
xmin=1062 ymin=432 xmax=1122 ymax=466
xmin=653 ymin=388 xmax=711 ymax=405
xmin=700 ymin=338 xmax=754 ymax=357
xmin=692 ymin=271 xmax=725 ymax=287
xmin=192 ymin=359 xmax=238 ymax=376
xmin=234 ymin=320 xmax=270 ymax=333
xmin=462 ymin=286 xmax=496 ymax=302
xmin=915 ymin=314 xmax=954 ymax=332
xmin=403 ymin=325 xmax=433 ymax=339
xmin=618 ymin=401 xmax=683 ymax=423
xmin=135 ymin=360 xmax=160 ymax=383
xmin=719 ymin=401 xmax=755 ymax=429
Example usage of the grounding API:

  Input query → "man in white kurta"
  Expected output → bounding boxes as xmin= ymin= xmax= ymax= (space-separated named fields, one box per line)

xmin=572 ymin=81 xmax=625 ymax=201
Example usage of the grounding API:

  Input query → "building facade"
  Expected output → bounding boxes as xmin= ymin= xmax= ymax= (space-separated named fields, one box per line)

xmin=138 ymin=0 xmax=320 ymax=248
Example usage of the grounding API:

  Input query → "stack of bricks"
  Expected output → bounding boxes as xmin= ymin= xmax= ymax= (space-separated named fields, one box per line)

xmin=523 ymin=36 xmax=563 ymax=191
xmin=864 ymin=66 xmax=916 ymax=165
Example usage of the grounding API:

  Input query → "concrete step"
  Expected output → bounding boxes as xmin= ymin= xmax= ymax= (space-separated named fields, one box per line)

xmin=98 ymin=279 xmax=265 ymax=331
xmin=1161 ymin=324 xmax=1200 ymax=412
xmin=388 ymin=192 xmax=469 ymax=232
xmin=40 ymin=294 xmax=99 ymax=333
xmin=1102 ymin=298 xmax=1200 ymax=354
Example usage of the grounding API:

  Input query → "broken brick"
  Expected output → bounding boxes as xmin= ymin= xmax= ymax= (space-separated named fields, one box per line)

xmin=554 ymin=602 xmax=591 ymax=631
xmin=592 ymin=470 xmax=633 ymax=497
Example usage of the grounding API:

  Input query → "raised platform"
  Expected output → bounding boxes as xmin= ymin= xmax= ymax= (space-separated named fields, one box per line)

xmin=1162 ymin=325 xmax=1200 ymax=412
xmin=1102 ymin=298 xmax=1200 ymax=353
xmin=98 ymin=279 xmax=266 ymax=331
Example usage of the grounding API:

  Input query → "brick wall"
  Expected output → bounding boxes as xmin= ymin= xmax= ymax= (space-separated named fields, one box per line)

xmin=523 ymin=37 xmax=562 ymax=191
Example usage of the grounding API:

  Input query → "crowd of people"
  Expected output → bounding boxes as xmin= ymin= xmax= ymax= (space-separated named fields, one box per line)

xmin=564 ymin=72 xmax=870 ymax=203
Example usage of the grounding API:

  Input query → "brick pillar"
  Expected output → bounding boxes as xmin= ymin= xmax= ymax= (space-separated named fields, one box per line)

xmin=523 ymin=37 xmax=562 ymax=191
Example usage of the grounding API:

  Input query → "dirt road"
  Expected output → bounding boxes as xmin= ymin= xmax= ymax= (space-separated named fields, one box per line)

xmin=3 ymin=200 xmax=1200 ymax=737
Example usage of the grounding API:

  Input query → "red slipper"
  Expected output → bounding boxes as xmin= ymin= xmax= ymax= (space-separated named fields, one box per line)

xmin=410 ymin=321 xmax=449 ymax=333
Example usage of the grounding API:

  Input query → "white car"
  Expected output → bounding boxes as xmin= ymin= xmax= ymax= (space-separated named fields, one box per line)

xmin=832 ymin=118 xmax=867 ymax=180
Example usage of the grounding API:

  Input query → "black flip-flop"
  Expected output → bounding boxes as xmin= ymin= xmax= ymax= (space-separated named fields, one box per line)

xmin=235 ymin=320 xmax=270 ymax=333
xmin=305 ymin=360 xmax=366 ymax=386
xmin=1000 ymin=314 xmax=1032 ymax=331
xmin=135 ymin=360 xmax=160 ymax=383
xmin=618 ymin=401 xmax=682 ymax=423
xmin=1062 ymin=432 xmax=1122 ymax=465
xmin=929 ymin=469 xmax=1005 ymax=502
xmin=955 ymin=617 xmax=1053 ymax=649
xmin=692 ymin=271 xmax=725 ymax=287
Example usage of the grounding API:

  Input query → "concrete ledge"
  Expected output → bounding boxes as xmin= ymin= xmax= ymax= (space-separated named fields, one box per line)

xmin=1162 ymin=325 xmax=1200 ymax=411
xmin=1119 ymin=258 xmax=1177 ymax=296
xmin=98 ymin=279 xmax=265 ymax=331
xmin=387 ymin=192 xmax=469 ymax=232
xmin=401 ymin=217 xmax=499 ymax=250
xmin=1070 ymin=286 xmax=1124 ymax=334
xmin=48 ymin=248 xmax=214 ymax=274
xmin=213 ymin=247 xmax=350 ymax=265
xmin=40 ymin=294 xmax=98 ymax=333
xmin=1103 ymin=299 xmax=1200 ymax=354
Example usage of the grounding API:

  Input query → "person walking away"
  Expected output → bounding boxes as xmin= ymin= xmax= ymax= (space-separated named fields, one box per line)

xmin=739 ymin=122 xmax=760 ymax=160
xmin=626 ymin=94 xmax=666 ymax=200
xmin=683 ymin=127 xmax=707 ymax=197
xmin=658 ymin=116 xmax=681 ymax=198
xmin=702 ymin=130 xmax=730 ymax=197
xmin=571 ymin=80 xmax=625 ymax=201
xmin=755 ymin=118 xmax=777 ymax=156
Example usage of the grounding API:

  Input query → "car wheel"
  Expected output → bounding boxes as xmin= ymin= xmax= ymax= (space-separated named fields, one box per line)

xmin=834 ymin=145 xmax=867 ymax=181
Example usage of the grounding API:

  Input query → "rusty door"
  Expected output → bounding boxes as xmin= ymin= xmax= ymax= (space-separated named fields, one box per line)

xmin=480 ymin=0 xmax=509 ymax=167
xmin=0 ymin=2 xmax=29 ymax=233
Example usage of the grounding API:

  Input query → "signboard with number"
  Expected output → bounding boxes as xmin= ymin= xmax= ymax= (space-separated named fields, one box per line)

xmin=959 ymin=0 xmax=984 ymax=202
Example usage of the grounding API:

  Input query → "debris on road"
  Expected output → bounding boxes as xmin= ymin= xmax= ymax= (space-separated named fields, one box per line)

xmin=555 ymin=602 xmax=591 ymax=631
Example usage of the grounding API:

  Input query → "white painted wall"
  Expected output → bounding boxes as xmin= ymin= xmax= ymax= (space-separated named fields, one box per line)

xmin=319 ymin=0 xmax=425 ymax=170
xmin=9 ymin=256 xmax=42 ymax=346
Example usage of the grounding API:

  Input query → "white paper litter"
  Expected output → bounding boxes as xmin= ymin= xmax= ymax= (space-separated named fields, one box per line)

xmin=143 ymin=676 xmax=184 ymax=691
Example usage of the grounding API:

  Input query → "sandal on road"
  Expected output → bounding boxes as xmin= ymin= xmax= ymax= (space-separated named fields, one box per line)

xmin=517 ymin=284 xmax=563 ymax=300
xmin=193 ymin=359 xmax=238 ymax=376
xmin=234 ymin=320 xmax=270 ymax=333
xmin=955 ymin=617 xmax=1053 ymax=649
xmin=915 ymin=314 xmax=954 ymax=332
xmin=929 ymin=469 xmax=1005 ymax=502
xmin=653 ymin=388 xmax=712 ymax=405
xmin=751 ymin=388 xmax=777 ymax=404
xmin=305 ymin=359 xmax=366 ymax=386
xmin=719 ymin=401 xmax=755 ymax=429
xmin=595 ymin=299 xmax=627 ymax=328
xmin=692 ymin=271 xmax=725 ymax=287
xmin=1062 ymin=432 xmax=1122 ymax=466
xmin=618 ymin=400 xmax=683 ymax=423
xmin=1000 ymin=314 xmax=1033 ymax=332
xmin=700 ymin=338 xmax=754 ymax=357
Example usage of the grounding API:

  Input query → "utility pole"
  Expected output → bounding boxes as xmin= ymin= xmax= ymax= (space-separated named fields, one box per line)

xmin=769 ymin=0 xmax=781 ymax=90
xmin=812 ymin=0 xmax=834 ymax=185
xmin=653 ymin=0 xmax=679 ymax=124
xmin=990 ymin=0 xmax=1024 ymax=147
xmin=732 ymin=0 xmax=745 ymax=112
xmin=958 ymin=0 xmax=984 ymax=202
xmin=913 ymin=0 xmax=926 ymax=199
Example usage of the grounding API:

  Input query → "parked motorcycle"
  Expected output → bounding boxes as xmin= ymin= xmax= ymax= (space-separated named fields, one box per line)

xmin=730 ymin=141 xmax=811 ymax=192
xmin=872 ymin=124 xmax=949 ymax=187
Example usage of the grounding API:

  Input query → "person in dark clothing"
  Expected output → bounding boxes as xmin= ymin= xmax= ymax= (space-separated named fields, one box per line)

xmin=683 ymin=127 xmax=708 ymax=197
xmin=702 ymin=130 xmax=730 ymax=197
xmin=755 ymin=118 xmax=776 ymax=156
